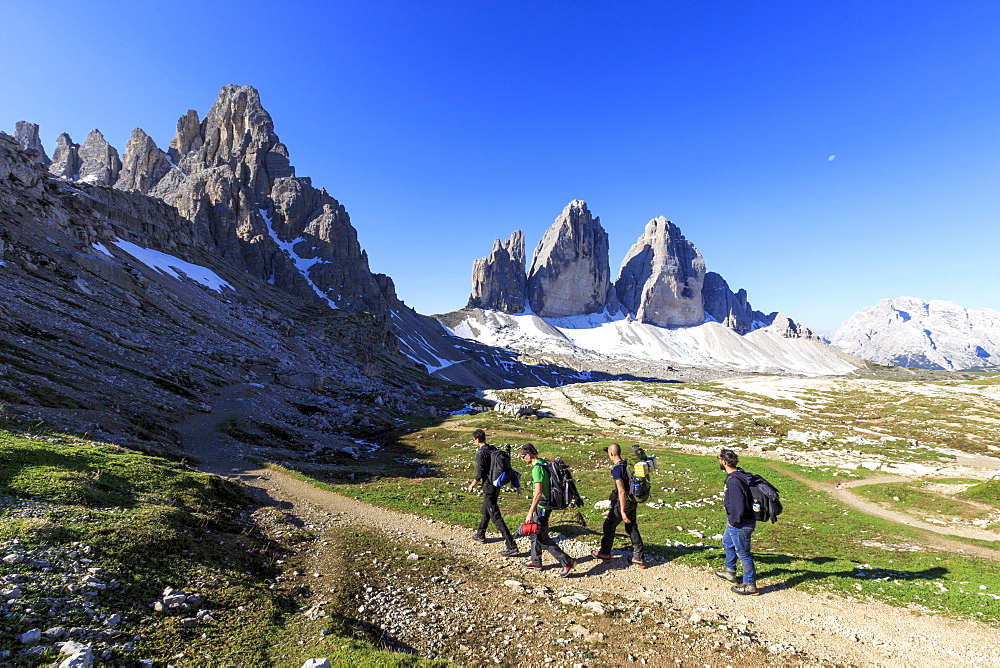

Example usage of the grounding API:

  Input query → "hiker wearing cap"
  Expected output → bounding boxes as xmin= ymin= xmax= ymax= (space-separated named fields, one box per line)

xmin=466 ymin=429 xmax=519 ymax=557
xmin=519 ymin=443 xmax=576 ymax=577
xmin=714 ymin=448 xmax=759 ymax=595
xmin=591 ymin=443 xmax=645 ymax=568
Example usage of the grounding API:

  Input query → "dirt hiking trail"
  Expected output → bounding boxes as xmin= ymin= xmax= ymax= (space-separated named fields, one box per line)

xmin=176 ymin=384 xmax=1000 ymax=667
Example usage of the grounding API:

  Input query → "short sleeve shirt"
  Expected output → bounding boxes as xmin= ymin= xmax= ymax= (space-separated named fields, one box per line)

xmin=532 ymin=459 xmax=550 ymax=508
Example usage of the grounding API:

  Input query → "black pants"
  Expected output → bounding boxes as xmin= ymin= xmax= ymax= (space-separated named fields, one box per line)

xmin=477 ymin=486 xmax=516 ymax=548
xmin=529 ymin=507 xmax=572 ymax=567
xmin=599 ymin=497 xmax=644 ymax=562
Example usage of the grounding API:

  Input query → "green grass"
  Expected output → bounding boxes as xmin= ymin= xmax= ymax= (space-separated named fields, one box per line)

xmin=855 ymin=481 xmax=991 ymax=521
xmin=961 ymin=479 xmax=1000 ymax=509
xmin=0 ymin=426 xmax=450 ymax=666
xmin=298 ymin=412 xmax=1000 ymax=625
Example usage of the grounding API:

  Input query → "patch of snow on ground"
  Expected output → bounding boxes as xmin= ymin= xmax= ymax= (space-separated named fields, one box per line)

xmin=111 ymin=239 xmax=232 ymax=292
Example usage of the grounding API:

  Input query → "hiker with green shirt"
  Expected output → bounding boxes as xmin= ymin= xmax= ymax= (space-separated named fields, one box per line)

xmin=519 ymin=443 xmax=576 ymax=577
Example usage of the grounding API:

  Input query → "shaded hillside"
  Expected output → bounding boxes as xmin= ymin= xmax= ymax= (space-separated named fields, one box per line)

xmin=0 ymin=132 xmax=461 ymax=458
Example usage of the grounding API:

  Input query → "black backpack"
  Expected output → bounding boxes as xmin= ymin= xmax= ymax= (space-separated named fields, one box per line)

xmin=538 ymin=458 xmax=583 ymax=510
xmin=748 ymin=474 xmax=782 ymax=523
xmin=488 ymin=446 xmax=521 ymax=492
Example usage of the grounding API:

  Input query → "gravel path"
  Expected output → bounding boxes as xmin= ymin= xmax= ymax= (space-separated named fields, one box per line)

xmin=172 ymin=383 xmax=1000 ymax=666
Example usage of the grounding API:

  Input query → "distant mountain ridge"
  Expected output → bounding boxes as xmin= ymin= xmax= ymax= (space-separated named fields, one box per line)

xmin=829 ymin=297 xmax=1000 ymax=371
xmin=442 ymin=199 xmax=863 ymax=378
xmin=464 ymin=199 xmax=808 ymax=336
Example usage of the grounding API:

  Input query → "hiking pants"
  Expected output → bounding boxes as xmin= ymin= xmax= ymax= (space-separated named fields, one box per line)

xmin=599 ymin=497 xmax=644 ymax=562
xmin=477 ymin=486 xmax=516 ymax=549
xmin=529 ymin=508 xmax=572 ymax=567
xmin=723 ymin=524 xmax=756 ymax=584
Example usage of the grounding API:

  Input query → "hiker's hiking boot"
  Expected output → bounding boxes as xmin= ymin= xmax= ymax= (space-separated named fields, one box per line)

xmin=731 ymin=582 xmax=759 ymax=595
xmin=500 ymin=546 xmax=520 ymax=557
xmin=591 ymin=550 xmax=612 ymax=560
xmin=522 ymin=559 xmax=542 ymax=569
xmin=714 ymin=569 xmax=738 ymax=583
xmin=471 ymin=532 xmax=487 ymax=543
xmin=630 ymin=557 xmax=646 ymax=569
xmin=556 ymin=559 xmax=577 ymax=578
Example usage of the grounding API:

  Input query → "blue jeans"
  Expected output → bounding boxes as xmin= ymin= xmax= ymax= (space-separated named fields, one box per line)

xmin=723 ymin=524 xmax=756 ymax=584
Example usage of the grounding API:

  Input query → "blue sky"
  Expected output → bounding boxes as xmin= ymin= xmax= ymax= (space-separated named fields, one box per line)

xmin=4 ymin=1 xmax=997 ymax=333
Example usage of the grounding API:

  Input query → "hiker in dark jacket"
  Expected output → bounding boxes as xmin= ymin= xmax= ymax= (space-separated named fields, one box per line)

xmin=466 ymin=429 xmax=519 ymax=557
xmin=714 ymin=448 xmax=759 ymax=595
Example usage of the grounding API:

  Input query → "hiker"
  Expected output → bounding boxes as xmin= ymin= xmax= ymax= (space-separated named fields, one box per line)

xmin=520 ymin=443 xmax=576 ymax=576
xmin=714 ymin=448 xmax=759 ymax=595
xmin=591 ymin=443 xmax=645 ymax=568
xmin=466 ymin=429 xmax=519 ymax=557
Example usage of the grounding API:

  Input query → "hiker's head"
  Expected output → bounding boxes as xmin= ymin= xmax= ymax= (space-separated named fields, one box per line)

xmin=606 ymin=443 xmax=622 ymax=460
xmin=472 ymin=429 xmax=487 ymax=445
xmin=718 ymin=448 xmax=739 ymax=470
xmin=520 ymin=443 xmax=538 ymax=462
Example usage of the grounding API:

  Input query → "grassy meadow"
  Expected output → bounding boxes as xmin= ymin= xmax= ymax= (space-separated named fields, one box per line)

xmin=304 ymin=379 xmax=1000 ymax=626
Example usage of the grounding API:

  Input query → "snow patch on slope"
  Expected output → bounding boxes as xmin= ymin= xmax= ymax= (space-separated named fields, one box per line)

xmin=109 ymin=239 xmax=232 ymax=292
xmin=261 ymin=208 xmax=338 ymax=308
xmin=444 ymin=310 xmax=860 ymax=376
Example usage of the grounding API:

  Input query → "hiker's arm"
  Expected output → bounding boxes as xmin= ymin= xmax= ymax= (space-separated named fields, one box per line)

xmin=467 ymin=450 xmax=484 ymax=492
xmin=526 ymin=480 xmax=542 ymax=524
xmin=615 ymin=478 xmax=631 ymax=523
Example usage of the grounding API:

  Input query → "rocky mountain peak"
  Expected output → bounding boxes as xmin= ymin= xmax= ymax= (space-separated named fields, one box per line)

xmin=615 ymin=216 xmax=705 ymax=327
xmin=526 ymin=200 xmax=611 ymax=317
xmin=168 ymin=85 xmax=293 ymax=203
xmin=13 ymin=121 xmax=49 ymax=167
xmin=168 ymin=109 xmax=203 ymax=164
xmin=49 ymin=132 xmax=81 ymax=180
xmin=468 ymin=230 xmax=527 ymax=312
xmin=115 ymin=128 xmax=173 ymax=193
xmin=830 ymin=297 xmax=1000 ymax=370
xmin=78 ymin=129 xmax=122 ymax=186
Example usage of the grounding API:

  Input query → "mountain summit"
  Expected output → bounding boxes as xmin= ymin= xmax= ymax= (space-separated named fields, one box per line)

xmin=829 ymin=297 xmax=1000 ymax=370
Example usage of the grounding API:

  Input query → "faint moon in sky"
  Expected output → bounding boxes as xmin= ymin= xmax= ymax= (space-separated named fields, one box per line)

xmin=828 ymin=155 xmax=836 ymax=161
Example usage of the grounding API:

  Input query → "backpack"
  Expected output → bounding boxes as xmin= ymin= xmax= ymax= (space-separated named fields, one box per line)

xmin=748 ymin=474 xmax=782 ymax=523
xmin=625 ymin=450 xmax=656 ymax=503
xmin=537 ymin=458 xmax=583 ymax=510
xmin=488 ymin=446 xmax=521 ymax=493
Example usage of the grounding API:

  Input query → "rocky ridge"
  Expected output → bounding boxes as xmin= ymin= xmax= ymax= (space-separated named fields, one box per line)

xmin=830 ymin=296 xmax=1000 ymax=370
xmin=0 ymin=129 xmax=455 ymax=457
xmin=464 ymin=199 xmax=817 ymax=339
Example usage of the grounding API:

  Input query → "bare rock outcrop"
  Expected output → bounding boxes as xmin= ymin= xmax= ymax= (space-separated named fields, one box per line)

xmin=12 ymin=122 xmax=50 ymax=167
xmin=49 ymin=133 xmax=81 ymax=181
xmin=115 ymin=128 xmax=173 ymax=193
xmin=526 ymin=200 xmax=611 ymax=318
xmin=615 ymin=217 xmax=705 ymax=327
xmin=762 ymin=312 xmax=820 ymax=340
xmin=467 ymin=230 xmax=526 ymax=312
xmin=702 ymin=271 xmax=759 ymax=334
xmin=77 ymin=129 xmax=122 ymax=186
xmin=150 ymin=85 xmax=394 ymax=318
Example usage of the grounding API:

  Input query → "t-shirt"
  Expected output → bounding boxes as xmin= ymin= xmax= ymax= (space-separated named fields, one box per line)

xmin=609 ymin=461 xmax=628 ymax=501
xmin=532 ymin=459 xmax=551 ymax=508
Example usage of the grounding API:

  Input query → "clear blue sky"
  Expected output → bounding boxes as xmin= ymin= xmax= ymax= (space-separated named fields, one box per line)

xmin=4 ymin=1 xmax=998 ymax=334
